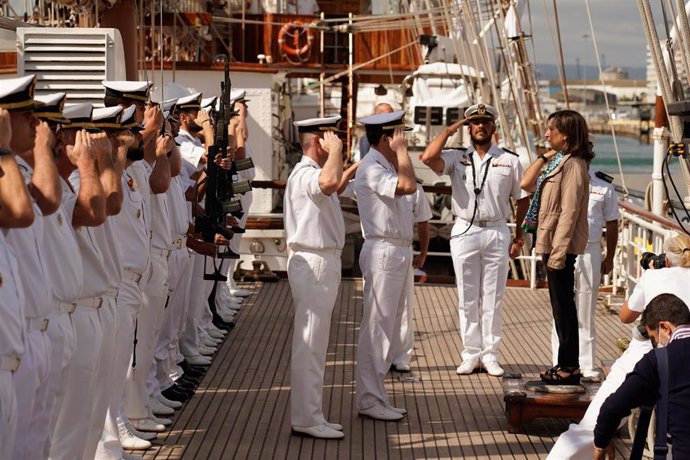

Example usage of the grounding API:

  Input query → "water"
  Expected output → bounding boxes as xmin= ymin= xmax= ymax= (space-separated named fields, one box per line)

xmin=590 ymin=134 xmax=653 ymax=174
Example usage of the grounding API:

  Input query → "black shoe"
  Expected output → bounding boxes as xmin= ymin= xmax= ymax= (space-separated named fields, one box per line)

xmin=180 ymin=374 xmax=202 ymax=386
xmin=213 ymin=319 xmax=234 ymax=331
xmin=174 ymin=382 xmax=196 ymax=394
xmin=180 ymin=361 xmax=207 ymax=376
xmin=161 ymin=387 xmax=191 ymax=403
xmin=181 ymin=367 xmax=205 ymax=379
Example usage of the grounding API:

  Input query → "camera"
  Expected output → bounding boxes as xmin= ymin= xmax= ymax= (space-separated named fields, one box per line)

xmin=640 ymin=252 xmax=667 ymax=270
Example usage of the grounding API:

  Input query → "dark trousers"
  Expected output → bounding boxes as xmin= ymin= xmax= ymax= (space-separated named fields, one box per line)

xmin=544 ymin=253 xmax=579 ymax=368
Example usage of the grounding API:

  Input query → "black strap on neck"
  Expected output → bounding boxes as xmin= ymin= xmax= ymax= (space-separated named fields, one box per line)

xmin=450 ymin=152 xmax=490 ymax=240
xmin=654 ymin=347 xmax=669 ymax=460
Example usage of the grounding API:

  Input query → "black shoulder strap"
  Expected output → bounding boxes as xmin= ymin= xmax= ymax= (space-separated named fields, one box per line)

xmin=654 ymin=347 xmax=669 ymax=460
xmin=502 ymin=147 xmax=518 ymax=157
xmin=631 ymin=406 xmax=653 ymax=460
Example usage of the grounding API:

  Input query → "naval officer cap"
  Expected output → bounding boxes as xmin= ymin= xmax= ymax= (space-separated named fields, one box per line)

xmin=293 ymin=115 xmax=342 ymax=134
xmin=358 ymin=110 xmax=411 ymax=133
xmin=464 ymin=103 xmax=497 ymax=123
xmin=201 ymin=96 xmax=217 ymax=112
xmin=103 ymin=80 xmax=152 ymax=105
xmin=162 ymin=98 xmax=180 ymax=124
xmin=34 ymin=92 xmax=69 ymax=124
xmin=0 ymin=75 xmax=42 ymax=111
xmin=119 ymin=105 xmax=139 ymax=129
xmin=92 ymin=106 xmax=124 ymax=130
xmin=230 ymin=90 xmax=249 ymax=105
xmin=176 ymin=92 xmax=202 ymax=112
xmin=61 ymin=102 xmax=95 ymax=128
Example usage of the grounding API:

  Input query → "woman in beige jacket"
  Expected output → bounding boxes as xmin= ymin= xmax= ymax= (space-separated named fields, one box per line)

xmin=520 ymin=110 xmax=591 ymax=385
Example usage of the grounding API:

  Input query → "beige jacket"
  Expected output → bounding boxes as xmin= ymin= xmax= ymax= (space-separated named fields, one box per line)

xmin=535 ymin=154 xmax=590 ymax=270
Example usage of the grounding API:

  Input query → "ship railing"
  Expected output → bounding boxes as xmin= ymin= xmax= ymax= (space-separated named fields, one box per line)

xmin=606 ymin=200 xmax=681 ymax=309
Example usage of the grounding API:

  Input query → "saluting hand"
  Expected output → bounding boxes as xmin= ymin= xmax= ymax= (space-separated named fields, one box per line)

xmin=319 ymin=131 xmax=343 ymax=156
xmin=155 ymin=134 xmax=173 ymax=157
xmin=144 ymin=105 xmax=163 ymax=130
xmin=389 ymin=128 xmax=408 ymax=153
xmin=90 ymin=131 xmax=114 ymax=164
xmin=0 ymin=108 xmax=12 ymax=150
xmin=447 ymin=118 xmax=468 ymax=136
xmin=196 ymin=109 xmax=211 ymax=128
xmin=34 ymin=121 xmax=56 ymax=152
xmin=116 ymin=130 xmax=136 ymax=150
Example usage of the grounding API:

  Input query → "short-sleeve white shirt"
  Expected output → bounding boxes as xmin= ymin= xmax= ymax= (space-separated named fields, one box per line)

xmin=439 ymin=144 xmax=527 ymax=222
xmin=407 ymin=183 xmax=433 ymax=223
xmin=627 ymin=267 xmax=690 ymax=313
xmin=176 ymin=129 xmax=205 ymax=169
xmin=587 ymin=171 xmax=620 ymax=242
xmin=0 ymin=234 xmax=26 ymax=357
xmin=353 ymin=147 xmax=413 ymax=241
xmin=284 ymin=156 xmax=345 ymax=250
xmin=112 ymin=164 xmax=151 ymax=274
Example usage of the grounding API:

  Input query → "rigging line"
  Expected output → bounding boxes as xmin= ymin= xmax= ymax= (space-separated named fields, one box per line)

xmin=551 ymin=0 xmax=570 ymax=109
xmin=674 ymin=0 xmax=690 ymax=85
xmin=659 ymin=0 xmax=684 ymax=100
xmin=440 ymin=0 xmax=476 ymax=101
xmin=460 ymin=1 xmax=489 ymax=103
xmin=539 ymin=0 xmax=566 ymax=110
xmin=583 ymin=0 xmax=628 ymax=195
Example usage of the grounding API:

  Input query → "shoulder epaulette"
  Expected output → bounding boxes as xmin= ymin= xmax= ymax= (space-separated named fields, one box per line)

xmin=502 ymin=147 xmax=518 ymax=157
xmin=595 ymin=171 xmax=614 ymax=183
xmin=18 ymin=164 xmax=29 ymax=173
xmin=416 ymin=178 xmax=424 ymax=185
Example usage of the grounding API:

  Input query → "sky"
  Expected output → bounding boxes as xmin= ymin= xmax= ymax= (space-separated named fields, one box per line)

xmin=526 ymin=0 xmax=669 ymax=70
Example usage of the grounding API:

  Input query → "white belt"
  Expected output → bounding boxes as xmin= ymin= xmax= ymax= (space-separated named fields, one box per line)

xmin=456 ymin=217 xmax=506 ymax=228
xmin=367 ymin=236 xmax=412 ymax=247
xmin=59 ymin=302 xmax=78 ymax=314
xmin=0 ymin=355 xmax=20 ymax=373
xmin=76 ymin=296 xmax=104 ymax=309
xmin=27 ymin=317 xmax=50 ymax=332
xmin=171 ymin=236 xmax=187 ymax=251
xmin=153 ymin=246 xmax=171 ymax=258
xmin=122 ymin=268 xmax=143 ymax=285
xmin=290 ymin=245 xmax=342 ymax=256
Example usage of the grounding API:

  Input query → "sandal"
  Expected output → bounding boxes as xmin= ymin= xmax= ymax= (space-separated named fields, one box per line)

xmin=540 ymin=365 xmax=581 ymax=385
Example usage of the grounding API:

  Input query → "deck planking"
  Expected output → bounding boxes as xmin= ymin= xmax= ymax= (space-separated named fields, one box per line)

xmin=143 ymin=280 xmax=634 ymax=459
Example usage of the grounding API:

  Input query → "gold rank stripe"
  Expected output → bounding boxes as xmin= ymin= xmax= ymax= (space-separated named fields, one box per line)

xmin=0 ymin=99 xmax=35 ymax=110
xmin=122 ymin=93 xmax=148 ymax=101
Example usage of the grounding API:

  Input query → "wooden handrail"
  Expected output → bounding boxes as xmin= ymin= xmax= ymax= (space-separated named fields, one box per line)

xmin=618 ymin=199 xmax=683 ymax=232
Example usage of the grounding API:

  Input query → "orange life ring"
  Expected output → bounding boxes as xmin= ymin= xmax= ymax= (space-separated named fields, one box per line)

xmin=278 ymin=20 xmax=315 ymax=57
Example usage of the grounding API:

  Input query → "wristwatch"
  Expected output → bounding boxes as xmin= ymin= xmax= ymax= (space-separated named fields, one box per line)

xmin=538 ymin=154 xmax=548 ymax=163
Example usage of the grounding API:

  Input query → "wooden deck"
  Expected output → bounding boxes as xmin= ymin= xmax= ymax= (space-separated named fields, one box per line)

xmin=143 ymin=280 xmax=634 ymax=459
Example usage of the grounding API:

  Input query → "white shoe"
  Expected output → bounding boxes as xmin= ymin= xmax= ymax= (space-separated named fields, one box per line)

xmin=207 ymin=329 xmax=225 ymax=339
xmin=229 ymin=288 xmax=251 ymax=297
xmin=150 ymin=414 xmax=172 ymax=426
xmin=202 ymin=337 xmax=220 ymax=347
xmin=218 ymin=312 xmax=236 ymax=324
xmin=150 ymin=397 xmax=175 ymax=416
xmin=124 ymin=420 xmax=157 ymax=441
xmin=483 ymin=361 xmax=504 ymax=377
xmin=118 ymin=425 xmax=152 ymax=450
xmin=456 ymin=360 xmax=480 ymax=375
xmin=186 ymin=355 xmax=212 ymax=366
xmin=157 ymin=394 xmax=183 ymax=409
xmin=325 ymin=422 xmax=343 ymax=431
xmin=393 ymin=363 xmax=411 ymax=372
xmin=130 ymin=417 xmax=166 ymax=433
xmin=358 ymin=401 xmax=404 ymax=421
xmin=224 ymin=301 xmax=242 ymax=311
xmin=199 ymin=346 xmax=216 ymax=356
xmin=384 ymin=402 xmax=407 ymax=415
xmin=292 ymin=423 xmax=344 ymax=439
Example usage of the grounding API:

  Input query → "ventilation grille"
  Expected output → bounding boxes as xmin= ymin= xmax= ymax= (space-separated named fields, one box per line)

xmin=17 ymin=28 xmax=126 ymax=107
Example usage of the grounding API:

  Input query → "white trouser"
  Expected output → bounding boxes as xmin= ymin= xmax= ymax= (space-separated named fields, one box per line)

xmin=155 ymin=247 xmax=191 ymax=392
xmin=50 ymin=305 xmax=103 ymax=460
xmin=96 ymin=278 xmax=144 ymax=460
xmin=180 ymin=253 xmax=209 ymax=358
xmin=449 ymin=224 xmax=510 ymax=364
xmin=356 ymin=240 xmax=412 ymax=410
xmin=34 ymin=309 xmax=76 ymax=459
xmin=546 ymin=336 xmax=652 ymax=460
xmin=392 ymin=256 xmax=415 ymax=367
xmin=288 ymin=249 xmax=341 ymax=427
xmin=224 ymin=190 xmax=252 ymax=290
xmin=125 ymin=249 xmax=169 ymax=420
xmin=82 ymin=295 xmax=118 ymax=460
xmin=13 ymin=323 xmax=51 ymax=460
xmin=0 ymin=370 xmax=17 ymax=460
xmin=551 ymin=241 xmax=601 ymax=371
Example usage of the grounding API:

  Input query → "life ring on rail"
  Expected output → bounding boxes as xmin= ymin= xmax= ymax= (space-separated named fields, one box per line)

xmin=278 ymin=20 xmax=315 ymax=59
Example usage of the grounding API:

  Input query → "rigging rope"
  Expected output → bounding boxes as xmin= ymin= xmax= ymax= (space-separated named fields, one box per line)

xmin=583 ymin=0 xmax=628 ymax=195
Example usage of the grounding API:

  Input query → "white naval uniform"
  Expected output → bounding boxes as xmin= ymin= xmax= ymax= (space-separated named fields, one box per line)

xmin=284 ymin=155 xmax=345 ymax=428
xmin=547 ymin=267 xmax=690 ymax=460
xmin=50 ymin=172 xmax=109 ymax=460
xmin=353 ymin=147 xmax=414 ymax=411
xmin=439 ymin=145 xmax=527 ymax=365
xmin=96 ymin=162 xmax=151 ymax=460
xmin=391 ymin=184 xmax=433 ymax=368
xmin=3 ymin=157 xmax=54 ymax=460
xmin=124 ymin=159 xmax=171 ymax=422
xmin=0 ymin=232 xmax=25 ymax=460
xmin=550 ymin=171 xmax=619 ymax=372
xmin=153 ymin=175 xmax=191 ymax=395
xmin=33 ymin=178 xmax=83 ymax=460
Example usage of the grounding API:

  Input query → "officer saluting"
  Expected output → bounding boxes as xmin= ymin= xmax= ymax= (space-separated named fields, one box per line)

xmin=421 ymin=103 xmax=529 ymax=377
xmin=354 ymin=110 xmax=417 ymax=421
xmin=285 ymin=116 xmax=345 ymax=439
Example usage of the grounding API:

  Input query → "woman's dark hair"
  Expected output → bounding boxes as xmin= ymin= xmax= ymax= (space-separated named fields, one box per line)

xmin=547 ymin=110 xmax=594 ymax=161
xmin=641 ymin=293 xmax=690 ymax=330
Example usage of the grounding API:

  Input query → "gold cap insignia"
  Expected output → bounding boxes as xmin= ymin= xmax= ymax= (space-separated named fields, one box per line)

xmin=478 ymin=104 xmax=486 ymax=115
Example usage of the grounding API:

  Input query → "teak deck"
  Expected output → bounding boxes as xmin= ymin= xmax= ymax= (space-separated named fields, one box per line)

xmin=143 ymin=280 xmax=634 ymax=459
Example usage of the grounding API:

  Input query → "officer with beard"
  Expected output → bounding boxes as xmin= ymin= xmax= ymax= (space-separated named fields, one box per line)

xmin=421 ymin=103 xmax=529 ymax=378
